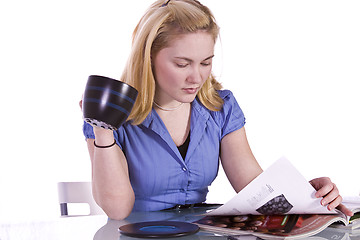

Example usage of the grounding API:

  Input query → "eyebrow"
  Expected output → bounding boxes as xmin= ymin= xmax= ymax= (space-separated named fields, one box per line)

xmin=174 ymin=55 xmax=215 ymax=62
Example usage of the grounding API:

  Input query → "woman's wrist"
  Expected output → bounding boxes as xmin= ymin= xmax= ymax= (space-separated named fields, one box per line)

xmin=93 ymin=127 xmax=114 ymax=146
xmin=94 ymin=139 xmax=116 ymax=148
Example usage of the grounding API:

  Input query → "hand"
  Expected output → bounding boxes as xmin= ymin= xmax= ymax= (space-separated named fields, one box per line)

xmin=310 ymin=177 xmax=353 ymax=216
xmin=79 ymin=94 xmax=83 ymax=111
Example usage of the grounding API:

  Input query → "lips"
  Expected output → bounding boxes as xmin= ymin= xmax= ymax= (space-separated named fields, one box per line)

xmin=183 ymin=87 xmax=199 ymax=94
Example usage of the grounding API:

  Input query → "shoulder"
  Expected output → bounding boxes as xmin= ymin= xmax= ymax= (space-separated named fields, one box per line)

xmin=194 ymin=89 xmax=243 ymax=117
xmin=217 ymin=90 xmax=243 ymax=118
xmin=211 ymin=90 xmax=246 ymax=137
xmin=217 ymin=89 xmax=234 ymax=100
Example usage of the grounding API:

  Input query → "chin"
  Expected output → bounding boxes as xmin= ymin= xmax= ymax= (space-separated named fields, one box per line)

xmin=179 ymin=95 xmax=197 ymax=104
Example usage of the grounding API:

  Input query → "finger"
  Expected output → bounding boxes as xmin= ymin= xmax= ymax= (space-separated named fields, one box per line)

xmin=309 ymin=178 xmax=322 ymax=189
xmin=310 ymin=177 xmax=330 ymax=191
xmin=79 ymin=94 xmax=84 ymax=110
xmin=336 ymin=203 xmax=354 ymax=217
xmin=320 ymin=184 xmax=340 ymax=206
xmin=315 ymin=182 xmax=337 ymax=198
xmin=326 ymin=195 xmax=342 ymax=211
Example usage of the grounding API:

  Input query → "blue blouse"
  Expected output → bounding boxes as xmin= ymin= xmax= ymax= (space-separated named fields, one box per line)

xmin=83 ymin=90 xmax=245 ymax=211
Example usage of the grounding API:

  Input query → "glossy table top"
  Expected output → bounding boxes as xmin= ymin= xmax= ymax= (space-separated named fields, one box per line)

xmin=1 ymin=207 xmax=359 ymax=240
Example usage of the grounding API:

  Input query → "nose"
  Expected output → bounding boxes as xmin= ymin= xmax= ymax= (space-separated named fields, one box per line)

xmin=187 ymin=66 xmax=203 ymax=84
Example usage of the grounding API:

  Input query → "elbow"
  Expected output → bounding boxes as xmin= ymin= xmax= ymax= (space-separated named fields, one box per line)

xmin=105 ymin=208 xmax=132 ymax=221
xmin=97 ymin=193 xmax=135 ymax=221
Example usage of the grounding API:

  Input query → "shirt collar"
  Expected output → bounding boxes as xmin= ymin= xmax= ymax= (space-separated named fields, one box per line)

xmin=191 ymin=96 xmax=210 ymax=123
xmin=140 ymin=97 xmax=210 ymax=130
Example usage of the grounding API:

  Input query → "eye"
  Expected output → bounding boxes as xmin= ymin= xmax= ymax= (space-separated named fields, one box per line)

xmin=201 ymin=61 xmax=211 ymax=67
xmin=176 ymin=63 xmax=188 ymax=68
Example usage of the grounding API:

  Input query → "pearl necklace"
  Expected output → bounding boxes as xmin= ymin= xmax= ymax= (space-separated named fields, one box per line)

xmin=153 ymin=101 xmax=184 ymax=111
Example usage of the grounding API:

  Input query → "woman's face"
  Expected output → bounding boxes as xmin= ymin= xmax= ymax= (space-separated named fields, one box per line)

xmin=152 ymin=30 xmax=215 ymax=106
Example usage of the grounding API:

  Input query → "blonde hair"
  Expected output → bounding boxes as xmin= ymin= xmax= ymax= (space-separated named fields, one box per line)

xmin=122 ymin=0 xmax=223 ymax=125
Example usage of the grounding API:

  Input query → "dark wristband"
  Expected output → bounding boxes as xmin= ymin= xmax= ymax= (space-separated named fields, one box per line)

xmin=94 ymin=139 xmax=116 ymax=148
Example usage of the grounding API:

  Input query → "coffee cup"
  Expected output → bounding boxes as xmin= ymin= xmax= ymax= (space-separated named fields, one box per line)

xmin=82 ymin=75 xmax=138 ymax=130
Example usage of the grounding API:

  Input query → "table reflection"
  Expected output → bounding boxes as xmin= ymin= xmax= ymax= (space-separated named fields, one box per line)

xmin=94 ymin=206 xmax=360 ymax=240
xmin=1 ymin=206 xmax=359 ymax=240
xmin=94 ymin=206 xmax=230 ymax=240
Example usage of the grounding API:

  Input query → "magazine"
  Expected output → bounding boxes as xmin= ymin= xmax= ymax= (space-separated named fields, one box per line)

xmin=227 ymin=223 xmax=360 ymax=240
xmin=206 ymin=157 xmax=336 ymax=216
xmin=330 ymin=196 xmax=360 ymax=230
xmin=194 ymin=157 xmax=360 ymax=239
xmin=196 ymin=214 xmax=350 ymax=239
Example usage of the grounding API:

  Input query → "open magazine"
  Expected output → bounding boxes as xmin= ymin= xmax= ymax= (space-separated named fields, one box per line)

xmin=194 ymin=157 xmax=360 ymax=239
xmin=330 ymin=196 xmax=360 ymax=230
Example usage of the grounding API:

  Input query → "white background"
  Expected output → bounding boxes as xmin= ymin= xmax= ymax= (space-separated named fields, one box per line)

xmin=1 ymin=0 xmax=359 ymax=221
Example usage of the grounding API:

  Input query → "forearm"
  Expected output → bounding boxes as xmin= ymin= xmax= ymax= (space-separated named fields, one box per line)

xmin=87 ymin=128 xmax=134 ymax=220
xmin=220 ymin=128 xmax=263 ymax=193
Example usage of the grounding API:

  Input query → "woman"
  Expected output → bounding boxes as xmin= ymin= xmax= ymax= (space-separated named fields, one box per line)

xmin=82 ymin=0 xmax=351 ymax=220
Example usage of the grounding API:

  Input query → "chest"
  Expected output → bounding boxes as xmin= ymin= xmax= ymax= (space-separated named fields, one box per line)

xmin=124 ymin=121 xmax=221 ymax=196
xmin=156 ymin=108 xmax=191 ymax=146
xmin=118 ymin=104 xmax=224 ymax=193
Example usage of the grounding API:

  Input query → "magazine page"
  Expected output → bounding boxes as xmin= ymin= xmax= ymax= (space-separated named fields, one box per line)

xmin=342 ymin=196 xmax=360 ymax=213
xmin=343 ymin=196 xmax=360 ymax=204
xmin=207 ymin=157 xmax=337 ymax=216
xmin=330 ymin=196 xmax=360 ymax=230
xmin=195 ymin=214 xmax=346 ymax=240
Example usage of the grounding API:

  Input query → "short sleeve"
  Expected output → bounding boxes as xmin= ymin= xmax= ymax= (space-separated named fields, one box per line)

xmin=83 ymin=121 xmax=95 ymax=139
xmin=217 ymin=90 xmax=246 ymax=139
xmin=82 ymin=121 xmax=124 ymax=150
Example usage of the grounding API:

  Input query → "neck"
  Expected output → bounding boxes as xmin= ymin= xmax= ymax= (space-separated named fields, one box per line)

xmin=153 ymin=101 xmax=184 ymax=111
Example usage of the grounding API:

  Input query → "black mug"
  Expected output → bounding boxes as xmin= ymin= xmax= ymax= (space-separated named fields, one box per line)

xmin=82 ymin=75 xmax=138 ymax=130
